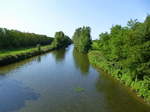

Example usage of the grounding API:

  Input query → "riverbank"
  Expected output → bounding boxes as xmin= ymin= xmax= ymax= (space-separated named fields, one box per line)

xmin=0 ymin=45 xmax=56 ymax=66
xmin=0 ymin=30 xmax=72 ymax=66
xmin=88 ymin=50 xmax=150 ymax=104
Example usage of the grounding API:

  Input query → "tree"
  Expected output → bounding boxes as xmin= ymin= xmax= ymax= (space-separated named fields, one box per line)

xmin=72 ymin=26 xmax=92 ymax=53
xmin=52 ymin=31 xmax=72 ymax=49
xmin=90 ymin=15 xmax=150 ymax=101
xmin=0 ymin=28 xmax=53 ymax=49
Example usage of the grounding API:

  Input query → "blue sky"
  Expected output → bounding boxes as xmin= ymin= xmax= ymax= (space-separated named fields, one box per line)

xmin=0 ymin=0 xmax=149 ymax=39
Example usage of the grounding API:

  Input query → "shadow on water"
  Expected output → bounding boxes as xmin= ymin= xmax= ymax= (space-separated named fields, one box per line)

xmin=73 ymin=48 xmax=90 ymax=75
xmin=0 ymin=77 xmax=39 ymax=112
xmin=51 ymin=48 xmax=66 ymax=63
xmin=0 ymin=54 xmax=46 ymax=76
xmin=95 ymin=70 xmax=150 ymax=112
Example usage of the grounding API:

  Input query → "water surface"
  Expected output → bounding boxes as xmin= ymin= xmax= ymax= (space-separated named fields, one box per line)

xmin=0 ymin=45 xmax=150 ymax=112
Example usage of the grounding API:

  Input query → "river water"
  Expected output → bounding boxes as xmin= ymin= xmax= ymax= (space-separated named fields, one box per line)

xmin=0 ymin=45 xmax=150 ymax=112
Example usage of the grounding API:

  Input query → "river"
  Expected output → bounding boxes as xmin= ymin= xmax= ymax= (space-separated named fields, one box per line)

xmin=0 ymin=45 xmax=150 ymax=112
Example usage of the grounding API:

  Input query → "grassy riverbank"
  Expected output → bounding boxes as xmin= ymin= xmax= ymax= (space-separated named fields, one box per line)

xmin=88 ymin=15 xmax=150 ymax=104
xmin=88 ymin=50 xmax=150 ymax=104
xmin=0 ymin=45 xmax=55 ymax=66
xmin=0 ymin=29 xmax=72 ymax=66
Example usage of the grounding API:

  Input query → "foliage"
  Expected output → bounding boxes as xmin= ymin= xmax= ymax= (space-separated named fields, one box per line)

xmin=0 ymin=28 xmax=53 ymax=49
xmin=0 ymin=29 xmax=72 ymax=66
xmin=89 ymin=15 xmax=150 ymax=102
xmin=72 ymin=26 xmax=92 ymax=53
xmin=37 ymin=44 xmax=41 ymax=52
xmin=51 ymin=31 xmax=72 ymax=49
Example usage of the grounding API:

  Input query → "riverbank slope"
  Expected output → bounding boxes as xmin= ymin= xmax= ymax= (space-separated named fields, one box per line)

xmin=0 ymin=29 xmax=72 ymax=66
xmin=88 ymin=50 xmax=150 ymax=104
xmin=0 ymin=45 xmax=56 ymax=66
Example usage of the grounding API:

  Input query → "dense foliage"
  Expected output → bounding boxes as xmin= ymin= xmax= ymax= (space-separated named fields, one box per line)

xmin=0 ymin=28 xmax=53 ymax=49
xmin=0 ymin=30 xmax=72 ymax=66
xmin=89 ymin=15 xmax=150 ymax=102
xmin=51 ymin=31 xmax=72 ymax=49
xmin=72 ymin=26 xmax=92 ymax=53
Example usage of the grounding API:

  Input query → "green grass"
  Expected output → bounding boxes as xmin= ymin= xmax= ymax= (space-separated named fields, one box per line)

xmin=0 ymin=45 xmax=53 ymax=59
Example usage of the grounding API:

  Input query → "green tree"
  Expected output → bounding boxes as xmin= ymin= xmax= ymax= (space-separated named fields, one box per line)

xmin=73 ymin=26 xmax=92 ymax=53
xmin=89 ymin=15 xmax=150 ymax=101
xmin=52 ymin=31 xmax=72 ymax=49
xmin=0 ymin=28 xmax=53 ymax=49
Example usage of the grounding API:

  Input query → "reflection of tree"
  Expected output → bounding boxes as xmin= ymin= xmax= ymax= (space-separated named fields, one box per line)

xmin=0 ymin=57 xmax=37 ymax=75
xmin=95 ymin=70 xmax=150 ymax=112
xmin=73 ymin=48 xmax=90 ymax=75
xmin=37 ymin=55 xmax=41 ymax=62
xmin=51 ymin=48 xmax=66 ymax=62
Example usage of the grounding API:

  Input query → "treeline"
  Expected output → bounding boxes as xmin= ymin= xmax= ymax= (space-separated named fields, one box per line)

xmin=89 ymin=15 xmax=150 ymax=102
xmin=0 ymin=30 xmax=72 ymax=66
xmin=51 ymin=31 xmax=72 ymax=49
xmin=0 ymin=28 xmax=53 ymax=49
xmin=72 ymin=26 xmax=92 ymax=53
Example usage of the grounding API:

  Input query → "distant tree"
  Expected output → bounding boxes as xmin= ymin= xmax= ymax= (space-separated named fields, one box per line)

xmin=72 ymin=26 xmax=92 ymax=53
xmin=0 ymin=28 xmax=53 ymax=49
xmin=52 ymin=31 xmax=72 ymax=49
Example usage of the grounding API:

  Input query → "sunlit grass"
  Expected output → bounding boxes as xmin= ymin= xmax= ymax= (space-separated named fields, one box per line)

xmin=0 ymin=45 xmax=52 ymax=59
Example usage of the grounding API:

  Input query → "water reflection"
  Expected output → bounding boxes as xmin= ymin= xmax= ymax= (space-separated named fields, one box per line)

xmin=0 ymin=46 xmax=150 ymax=112
xmin=0 ymin=58 xmax=36 ymax=76
xmin=37 ymin=55 xmax=41 ymax=62
xmin=0 ymin=78 xmax=39 ymax=112
xmin=51 ymin=48 xmax=66 ymax=62
xmin=0 ymin=55 xmax=44 ymax=76
xmin=95 ymin=70 xmax=150 ymax=112
xmin=73 ymin=48 xmax=90 ymax=75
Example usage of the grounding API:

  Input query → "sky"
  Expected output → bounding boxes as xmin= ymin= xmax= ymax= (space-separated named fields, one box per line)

xmin=0 ymin=0 xmax=150 ymax=39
